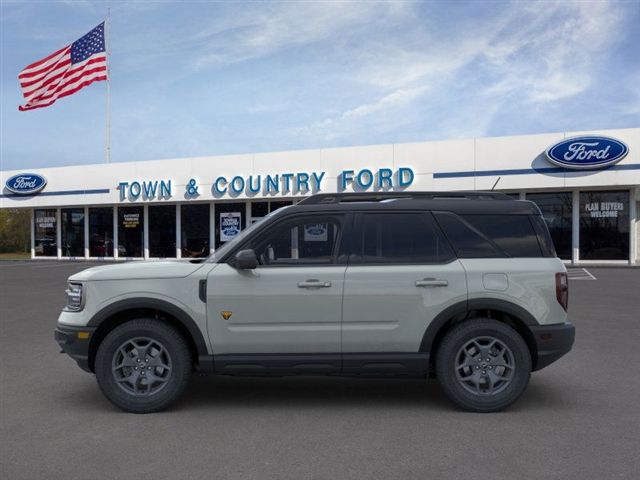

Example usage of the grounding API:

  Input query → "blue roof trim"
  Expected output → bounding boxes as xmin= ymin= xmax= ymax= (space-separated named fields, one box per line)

xmin=0 ymin=188 xmax=110 ymax=199
xmin=433 ymin=163 xmax=640 ymax=179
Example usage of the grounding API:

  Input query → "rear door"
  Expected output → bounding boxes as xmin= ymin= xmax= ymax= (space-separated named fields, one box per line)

xmin=341 ymin=211 xmax=467 ymax=356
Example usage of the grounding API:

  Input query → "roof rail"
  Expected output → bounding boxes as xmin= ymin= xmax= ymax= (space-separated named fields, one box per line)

xmin=298 ymin=191 xmax=513 ymax=205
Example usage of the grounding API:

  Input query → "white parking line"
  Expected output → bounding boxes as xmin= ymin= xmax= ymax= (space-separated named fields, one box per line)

xmin=567 ymin=268 xmax=597 ymax=280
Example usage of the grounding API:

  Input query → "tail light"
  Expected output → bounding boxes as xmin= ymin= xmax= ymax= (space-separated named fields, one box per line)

xmin=555 ymin=272 xmax=568 ymax=311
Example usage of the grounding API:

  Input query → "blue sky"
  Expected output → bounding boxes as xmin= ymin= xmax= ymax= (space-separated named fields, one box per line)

xmin=1 ymin=0 xmax=639 ymax=171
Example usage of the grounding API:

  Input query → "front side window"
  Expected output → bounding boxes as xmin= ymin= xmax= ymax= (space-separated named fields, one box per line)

xmin=249 ymin=216 xmax=342 ymax=266
xmin=355 ymin=213 xmax=454 ymax=264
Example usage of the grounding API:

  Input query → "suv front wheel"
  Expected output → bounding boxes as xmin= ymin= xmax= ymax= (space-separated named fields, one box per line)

xmin=436 ymin=318 xmax=531 ymax=412
xmin=95 ymin=319 xmax=192 ymax=413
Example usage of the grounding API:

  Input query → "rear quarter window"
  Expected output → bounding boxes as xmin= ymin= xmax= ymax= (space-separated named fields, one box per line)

xmin=434 ymin=212 xmax=546 ymax=258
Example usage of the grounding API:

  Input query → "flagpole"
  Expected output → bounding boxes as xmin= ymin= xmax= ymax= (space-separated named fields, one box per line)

xmin=105 ymin=8 xmax=111 ymax=164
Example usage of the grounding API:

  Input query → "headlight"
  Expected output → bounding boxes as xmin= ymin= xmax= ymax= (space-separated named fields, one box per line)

xmin=65 ymin=282 xmax=84 ymax=311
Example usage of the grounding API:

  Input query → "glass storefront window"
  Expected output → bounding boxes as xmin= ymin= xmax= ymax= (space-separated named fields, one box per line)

xmin=118 ymin=206 xmax=144 ymax=258
xmin=34 ymin=209 xmax=57 ymax=256
xmin=215 ymin=202 xmax=245 ymax=249
xmin=251 ymin=202 xmax=269 ymax=224
xmin=580 ymin=191 xmax=629 ymax=260
xmin=270 ymin=201 xmax=292 ymax=212
xmin=89 ymin=207 xmax=114 ymax=257
xmin=181 ymin=204 xmax=209 ymax=258
xmin=61 ymin=208 xmax=85 ymax=257
xmin=149 ymin=205 xmax=176 ymax=258
xmin=526 ymin=192 xmax=572 ymax=260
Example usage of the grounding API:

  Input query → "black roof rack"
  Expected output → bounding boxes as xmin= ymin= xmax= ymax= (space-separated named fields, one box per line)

xmin=298 ymin=191 xmax=513 ymax=205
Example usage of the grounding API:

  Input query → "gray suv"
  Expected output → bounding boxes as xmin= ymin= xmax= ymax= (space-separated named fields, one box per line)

xmin=55 ymin=192 xmax=575 ymax=413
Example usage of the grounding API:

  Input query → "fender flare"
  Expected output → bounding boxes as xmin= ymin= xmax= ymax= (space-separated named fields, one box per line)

xmin=87 ymin=297 xmax=209 ymax=357
xmin=420 ymin=298 xmax=538 ymax=353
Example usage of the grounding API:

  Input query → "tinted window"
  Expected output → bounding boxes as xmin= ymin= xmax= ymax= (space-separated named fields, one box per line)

xmin=181 ymin=204 xmax=209 ymax=258
xmin=579 ymin=190 xmax=629 ymax=260
xmin=355 ymin=213 xmax=454 ymax=264
xmin=461 ymin=214 xmax=542 ymax=257
xmin=34 ymin=209 xmax=57 ymax=257
xmin=149 ymin=205 xmax=176 ymax=258
xmin=118 ymin=206 xmax=144 ymax=257
xmin=434 ymin=212 xmax=502 ymax=258
xmin=61 ymin=208 xmax=85 ymax=257
xmin=89 ymin=207 xmax=113 ymax=257
xmin=250 ymin=216 xmax=341 ymax=266
xmin=526 ymin=192 xmax=572 ymax=259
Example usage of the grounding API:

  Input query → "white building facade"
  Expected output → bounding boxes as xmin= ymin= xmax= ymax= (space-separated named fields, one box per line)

xmin=2 ymin=127 xmax=639 ymax=264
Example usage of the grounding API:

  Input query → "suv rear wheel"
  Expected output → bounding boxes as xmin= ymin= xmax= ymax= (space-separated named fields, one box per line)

xmin=436 ymin=318 xmax=531 ymax=412
xmin=95 ymin=319 xmax=192 ymax=413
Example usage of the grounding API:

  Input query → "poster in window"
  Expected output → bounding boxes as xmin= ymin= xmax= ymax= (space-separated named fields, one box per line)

xmin=220 ymin=212 xmax=241 ymax=242
xmin=122 ymin=213 xmax=140 ymax=228
xmin=304 ymin=223 xmax=328 ymax=242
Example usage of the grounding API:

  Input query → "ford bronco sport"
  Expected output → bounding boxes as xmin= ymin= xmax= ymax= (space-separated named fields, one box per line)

xmin=55 ymin=192 xmax=575 ymax=413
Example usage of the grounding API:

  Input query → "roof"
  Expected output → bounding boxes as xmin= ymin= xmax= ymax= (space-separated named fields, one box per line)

xmin=288 ymin=191 xmax=541 ymax=215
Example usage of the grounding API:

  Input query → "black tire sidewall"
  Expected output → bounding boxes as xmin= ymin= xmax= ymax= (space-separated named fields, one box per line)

xmin=436 ymin=319 xmax=531 ymax=412
xmin=95 ymin=319 xmax=192 ymax=413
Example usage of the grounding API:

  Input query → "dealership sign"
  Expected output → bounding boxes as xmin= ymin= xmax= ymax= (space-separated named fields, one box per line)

xmin=4 ymin=173 xmax=47 ymax=195
xmin=546 ymin=136 xmax=628 ymax=169
xmin=118 ymin=167 xmax=415 ymax=201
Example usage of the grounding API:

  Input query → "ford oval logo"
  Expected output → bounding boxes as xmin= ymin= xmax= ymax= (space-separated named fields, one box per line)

xmin=4 ymin=173 xmax=47 ymax=195
xmin=546 ymin=136 xmax=628 ymax=169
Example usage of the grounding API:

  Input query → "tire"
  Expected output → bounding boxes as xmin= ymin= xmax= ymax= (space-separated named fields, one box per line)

xmin=95 ymin=319 xmax=192 ymax=413
xmin=435 ymin=318 xmax=531 ymax=413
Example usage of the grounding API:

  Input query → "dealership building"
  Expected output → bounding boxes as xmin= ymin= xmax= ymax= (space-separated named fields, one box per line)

xmin=1 ymin=127 xmax=639 ymax=264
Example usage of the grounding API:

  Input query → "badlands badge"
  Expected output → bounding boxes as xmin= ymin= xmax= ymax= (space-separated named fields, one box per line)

xmin=220 ymin=311 xmax=233 ymax=321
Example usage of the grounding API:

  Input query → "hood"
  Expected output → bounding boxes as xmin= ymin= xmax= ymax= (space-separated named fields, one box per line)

xmin=69 ymin=260 xmax=206 ymax=282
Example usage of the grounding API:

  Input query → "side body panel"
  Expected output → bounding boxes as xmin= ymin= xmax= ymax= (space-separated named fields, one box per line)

xmin=206 ymin=263 xmax=346 ymax=354
xmin=341 ymin=261 xmax=468 ymax=352
xmin=460 ymin=257 xmax=567 ymax=325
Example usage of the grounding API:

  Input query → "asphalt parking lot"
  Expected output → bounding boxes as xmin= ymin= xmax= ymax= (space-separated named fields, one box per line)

xmin=1 ymin=262 xmax=639 ymax=480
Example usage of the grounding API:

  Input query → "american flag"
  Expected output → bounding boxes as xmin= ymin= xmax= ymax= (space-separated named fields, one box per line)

xmin=18 ymin=23 xmax=108 ymax=111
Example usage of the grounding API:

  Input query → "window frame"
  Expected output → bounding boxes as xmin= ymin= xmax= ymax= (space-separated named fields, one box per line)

xmin=348 ymin=211 xmax=457 ymax=266
xmin=225 ymin=212 xmax=352 ymax=268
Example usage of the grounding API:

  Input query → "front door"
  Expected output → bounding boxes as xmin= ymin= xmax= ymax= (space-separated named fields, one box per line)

xmin=207 ymin=213 xmax=349 ymax=370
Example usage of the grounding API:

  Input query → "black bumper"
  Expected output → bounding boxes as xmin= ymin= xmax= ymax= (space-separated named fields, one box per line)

xmin=530 ymin=322 xmax=575 ymax=371
xmin=54 ymin=325 xmax=96 ymax=373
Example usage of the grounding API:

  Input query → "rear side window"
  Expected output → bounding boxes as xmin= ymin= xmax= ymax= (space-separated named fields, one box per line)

xmin=433 ymin=212 xmax=502 ymax=258
xmin=462 ymin=215 xmax=542 ymax=257
xmin=354 ymin=213 xmax=455 ymax=264
xmin=530 ymin=215 xmax=557 ymax=257
xmin=434 ymin=212 xmax=544 ymax=258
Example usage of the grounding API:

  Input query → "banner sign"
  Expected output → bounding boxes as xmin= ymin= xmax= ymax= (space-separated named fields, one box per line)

xmin=220 ymin=212 xmax=241 ymax=242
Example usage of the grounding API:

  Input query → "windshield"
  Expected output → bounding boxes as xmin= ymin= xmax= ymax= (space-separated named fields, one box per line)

xmin=207 ymin=206 xmax=291 ymax=263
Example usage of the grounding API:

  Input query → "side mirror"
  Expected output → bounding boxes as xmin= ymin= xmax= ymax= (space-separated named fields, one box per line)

xmin=233 ymin=249 xmax=258 ymax=270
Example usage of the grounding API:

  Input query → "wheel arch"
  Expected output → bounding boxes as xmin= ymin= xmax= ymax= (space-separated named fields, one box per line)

xmin=87 ymin=298 xmax=210 ymax=373
xmin=421 ymin=299 xmax=539 ymax=372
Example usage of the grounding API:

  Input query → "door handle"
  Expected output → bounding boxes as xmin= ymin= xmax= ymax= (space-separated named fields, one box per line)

xmin=415 ymin=278 xmax=448 ymax=287
xmin=297 ymin=279 xmax=332 ymax=288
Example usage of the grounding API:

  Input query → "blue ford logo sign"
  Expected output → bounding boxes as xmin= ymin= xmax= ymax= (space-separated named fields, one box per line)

xmin=546 ymin=136 xmax=628 ymax=169
xmin=4 ymin=173 xmax=47 ymax=195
